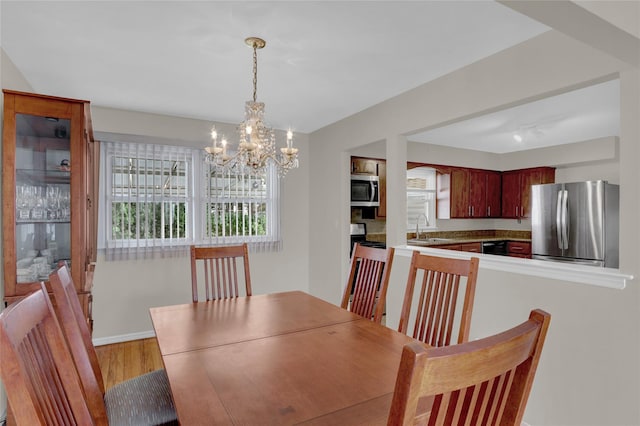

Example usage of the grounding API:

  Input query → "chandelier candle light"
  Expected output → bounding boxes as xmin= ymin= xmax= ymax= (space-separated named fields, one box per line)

xmin=205 ymin=37 xmax=299 ymax=176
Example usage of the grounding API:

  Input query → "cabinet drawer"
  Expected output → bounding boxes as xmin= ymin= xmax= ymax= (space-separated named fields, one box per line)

xmin=507 ymin=241 xmax=531 ymax=257
xmin=437 ymin=243 xmax=462 ymax=251
xmin=460 ymin=242 xmax=482 ymax=253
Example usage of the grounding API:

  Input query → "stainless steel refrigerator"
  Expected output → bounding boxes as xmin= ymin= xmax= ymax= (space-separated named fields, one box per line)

xmin=531 ymin=180 xmax=619 ymax=267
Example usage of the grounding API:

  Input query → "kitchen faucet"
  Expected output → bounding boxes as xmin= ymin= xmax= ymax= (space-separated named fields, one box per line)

xmin=415 ymin=213 xmax=430 ymax=239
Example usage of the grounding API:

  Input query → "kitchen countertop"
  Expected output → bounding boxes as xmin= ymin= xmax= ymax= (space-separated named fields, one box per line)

xmin=366 ymin=230 xmax=532 ymax=246
xmin=407 ymin=236 xmax=531 ymax=247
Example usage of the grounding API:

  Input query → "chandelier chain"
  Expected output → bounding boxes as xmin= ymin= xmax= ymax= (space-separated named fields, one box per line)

xmin=252 ymin=43 xmax=258 ymax=102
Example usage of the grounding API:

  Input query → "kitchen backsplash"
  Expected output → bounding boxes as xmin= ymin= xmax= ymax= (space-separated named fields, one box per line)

xmin=351 ymin=209 xmax=386 ymax=234
xmin=416 ymin=229 xmax=532 ymax=240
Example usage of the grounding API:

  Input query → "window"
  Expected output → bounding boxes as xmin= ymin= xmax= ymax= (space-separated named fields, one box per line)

xmin=199 ymin=163 xmax=281 ymax=251
xmin=100 ymin=140 xmax=281 ymax=260
xmin=102 ymin=142 xmax=193 ymax=260
xmin=407 ymin=167 xmax=437 ymax=232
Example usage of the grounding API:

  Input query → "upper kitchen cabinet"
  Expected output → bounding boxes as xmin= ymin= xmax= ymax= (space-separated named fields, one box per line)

xmin=501 ymin=167 xmax=555 ymax=219
xmin=351 ymin=157 xmax=379 ymax=175
xmin=2 ymin=90 xmax=98 ymax=325
xmin=483 ymin=170 xmax=502 ymax=218
xmin=449 ymin=168 xmax=470 ymax=218
xmin=444 ymin=167 xmax=501 ymax=218
xmin=351 ymin=156 xmax=386 ymax=218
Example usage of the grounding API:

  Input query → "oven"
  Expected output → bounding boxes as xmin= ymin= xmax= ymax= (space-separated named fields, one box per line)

xmin=349 ymin=223 xmax=386 ymax=256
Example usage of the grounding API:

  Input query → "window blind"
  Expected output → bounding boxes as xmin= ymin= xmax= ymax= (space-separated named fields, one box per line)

xmin=102 ymin=141 xmax=193 ymax=260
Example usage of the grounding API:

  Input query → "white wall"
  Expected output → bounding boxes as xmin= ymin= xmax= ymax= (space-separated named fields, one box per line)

xmin=308 ymin=27 xmax=639 ymax=425
xmin=383 ymin=252 xmax=639 ymax=426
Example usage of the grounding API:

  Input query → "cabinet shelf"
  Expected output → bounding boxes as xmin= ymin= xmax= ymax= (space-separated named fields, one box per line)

xmin=17 ymin=168 xmax=71 ymax=184
xmin=16 ymin=219 xmax=71 ymax=224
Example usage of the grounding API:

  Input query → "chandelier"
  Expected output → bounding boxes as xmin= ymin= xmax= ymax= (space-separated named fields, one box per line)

xmin=204 ymin=37 xmax=299 ymax=176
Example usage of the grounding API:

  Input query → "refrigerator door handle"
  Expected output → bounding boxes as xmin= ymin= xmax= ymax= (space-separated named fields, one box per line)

xmin=556 ymin=190 xmax=563 ymax=249
xmin=561 ymin=189 xmax=569 ymax=249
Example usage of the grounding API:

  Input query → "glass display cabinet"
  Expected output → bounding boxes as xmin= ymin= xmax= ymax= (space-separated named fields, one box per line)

xmin=2 ymin=90 xmax=98 ymax=328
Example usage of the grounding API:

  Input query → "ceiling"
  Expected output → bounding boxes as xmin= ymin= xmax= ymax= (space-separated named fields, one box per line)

xmin=409 ymin=78 xmax=620 ymax=153
xmin=0 ymin=1 xmax=620 ymax=153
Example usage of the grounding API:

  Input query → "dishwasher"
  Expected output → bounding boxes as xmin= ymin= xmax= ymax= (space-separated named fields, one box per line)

xmin=482 ymin=241 xmax=508 ymax=255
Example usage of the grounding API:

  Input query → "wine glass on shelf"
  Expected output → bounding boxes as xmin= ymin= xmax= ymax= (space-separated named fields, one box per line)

xmin=16 ymin=185 xmax=31 ymax=220
xmin=31 ymin=186 xmax=45 ymax=220
xmin=60 ymin=188 xmax=71 ymax=220
xmin=46 ymin=186 xmax=60 ymax=220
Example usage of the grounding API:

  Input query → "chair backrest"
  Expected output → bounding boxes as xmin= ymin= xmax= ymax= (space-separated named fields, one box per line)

xmin=340 ymin=243 xmax=395 ymax=323
xmin=388 ymin=309 xmax=551 ymax=426
xmin=49 ymin=263 xmax=109 ymax=424
xmin=0 ymin=285 xmax=95 ymax=425
xmin=398 ymin=252 xmax=479 ymax=347
xmin=190 ymin=243 xmax=252 ymax=302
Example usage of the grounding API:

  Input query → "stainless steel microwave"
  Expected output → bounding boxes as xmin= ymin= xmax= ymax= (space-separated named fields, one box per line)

xmin=351 ymin=175 xmax=380 ymax=207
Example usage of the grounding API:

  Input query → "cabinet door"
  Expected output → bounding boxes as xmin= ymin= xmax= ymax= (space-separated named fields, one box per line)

xmin=520 ymin=168 xmax=554 ymax=218
xmin=501 ymin=167 xmax=555 ymax=218
xmin=501 ymin=171 xmax=521 ymax=218
xmin=539 ymin=167 xmax=556 ymax=185
xmin=86 ymin=138 xmax=99 ymax=268
xmin=375 ymin=161 xmax=386 ymax=218
xmin=485 ymin=171 xmax=501 ymax=217
xmin=519 ymin=169 xmax=541 ymax=218
xmin=468 ymin=170 xmax=486 ymax=218
xmin=351 ymin=158 xmax=377 ymax=175
xmin=2 ymin=91 xmax=89 ymax=297
xmin=450 ymin=168 xmax=469 ymax=218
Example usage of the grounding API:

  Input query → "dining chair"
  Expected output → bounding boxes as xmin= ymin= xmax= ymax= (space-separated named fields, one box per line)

xmin=398 ymin=251 xmax=479 ymax=347
xmin=190 ymin=243 xmax=252 ymax=302
xmin=49 ymin=264 xmax=177 ymax=425
xmin=388 ymin=308 xmax=551 ymax=426
xmin=0 ymin=285 xmax=95 ymax=425
xmin=340 ymin=243 xmax=395 ymax=323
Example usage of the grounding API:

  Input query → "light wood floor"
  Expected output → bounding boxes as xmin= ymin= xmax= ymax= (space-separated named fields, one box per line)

xmin=95 ymin=337 xmax=165 ymax=389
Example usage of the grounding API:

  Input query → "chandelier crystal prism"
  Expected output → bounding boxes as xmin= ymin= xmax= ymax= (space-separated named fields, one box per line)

xmin=204 ymin=37 xmax=299 ymax=176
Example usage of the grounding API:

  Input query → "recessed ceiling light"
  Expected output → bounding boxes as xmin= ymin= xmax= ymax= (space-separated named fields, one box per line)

xmin=513 ymin=133 xmax=523 ymax=143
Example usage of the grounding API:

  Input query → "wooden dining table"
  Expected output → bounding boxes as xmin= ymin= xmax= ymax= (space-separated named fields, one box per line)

xmin=149 ymin=291 xmax=419 ymax=425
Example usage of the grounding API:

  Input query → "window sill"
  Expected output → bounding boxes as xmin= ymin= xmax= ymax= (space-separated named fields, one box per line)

xmin=394 ymin=245 xmax=633 ymax=290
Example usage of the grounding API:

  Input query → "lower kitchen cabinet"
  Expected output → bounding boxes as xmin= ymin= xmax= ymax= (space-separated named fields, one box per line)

xmin=436 ymin=242 xmax=482 ymax=253
xmin=460 ymin=242 xmax=482 ymax=253
xmin=507 ymin=241 xmax=531 ymax=258
xmin=435 ymin=243 xmax=461 ymax=251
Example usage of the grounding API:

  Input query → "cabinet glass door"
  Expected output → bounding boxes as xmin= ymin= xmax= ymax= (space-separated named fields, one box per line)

xmin=15 ymin=113 xmax=71 ymax=284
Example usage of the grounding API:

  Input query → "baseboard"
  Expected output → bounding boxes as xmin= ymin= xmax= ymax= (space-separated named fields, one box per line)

xmin=92 ymin=330 xmax=156 ymax=346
